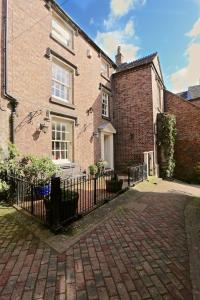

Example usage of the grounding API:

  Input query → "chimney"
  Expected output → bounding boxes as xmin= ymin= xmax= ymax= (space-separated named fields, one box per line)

xmin=115 ymin=46 xmax=123 ymax=66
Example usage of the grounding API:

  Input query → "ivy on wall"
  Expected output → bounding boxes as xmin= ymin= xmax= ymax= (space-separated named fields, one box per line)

xmin=157 ymin=113 xmax=177 ymax=178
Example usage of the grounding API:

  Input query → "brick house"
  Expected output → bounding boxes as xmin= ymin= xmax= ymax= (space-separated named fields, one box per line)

xmin=112 ymin=52 xmax=165 ymax=175
xmin=0 ymin=0 xmax=199 ymax=179
xmin=0 ymin=0 xmax=117 ymax=173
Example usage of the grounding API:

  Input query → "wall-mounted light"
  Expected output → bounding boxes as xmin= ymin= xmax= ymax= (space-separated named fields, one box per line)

xmin=87 ymin=49 xmax=92 ymax=59
xmin=87 ymin=107 xmax=93 ymax=115
xmin=92 ymin=131 xmax=99 ymax=139
xmin=39 ymin=123 xmax=49 ymax=134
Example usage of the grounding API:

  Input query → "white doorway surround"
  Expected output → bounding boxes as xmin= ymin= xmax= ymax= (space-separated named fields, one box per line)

xmin=98 ymin=123 xmax=116 ymax=169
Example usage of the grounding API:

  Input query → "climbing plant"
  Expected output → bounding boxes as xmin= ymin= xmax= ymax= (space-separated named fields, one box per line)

xmin=157 ymin=113 xmax=177 ymax=178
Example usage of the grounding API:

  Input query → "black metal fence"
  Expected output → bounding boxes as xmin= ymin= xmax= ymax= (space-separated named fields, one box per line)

xmin=0 ymin=164 xmax=147 ymax=231
xmin=128 ymin=164 xmax=148 ymax=186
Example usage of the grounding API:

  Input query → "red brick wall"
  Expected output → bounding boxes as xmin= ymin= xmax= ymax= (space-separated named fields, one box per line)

xmin=0 ymin=0 xmax=115 ymax=170
xmin=165 ymin=90 xmax=200 ymax=181
xmin=190 ymin=98 xmax=200 ymax=107
xmin=112 ymin=66 xmax=155 ymax=169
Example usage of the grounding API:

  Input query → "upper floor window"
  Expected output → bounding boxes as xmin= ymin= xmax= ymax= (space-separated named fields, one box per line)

xmin=102 ymin=91 xmax=109 ymax=117
xmin=101 ymin=61 xmax=109 ymax=78
xmin=52 ymin=60 xmax=73 ymax=103
xmin=52 ymin=15 xmax=73 ymax=49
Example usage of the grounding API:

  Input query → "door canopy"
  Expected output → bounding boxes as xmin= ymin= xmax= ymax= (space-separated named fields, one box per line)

xmin=98 ymin=122 xmax=116 ymax=134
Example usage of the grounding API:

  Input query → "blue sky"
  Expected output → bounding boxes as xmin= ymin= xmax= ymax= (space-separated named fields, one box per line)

xmin=57 ymin=0 xmax=200 ymax=92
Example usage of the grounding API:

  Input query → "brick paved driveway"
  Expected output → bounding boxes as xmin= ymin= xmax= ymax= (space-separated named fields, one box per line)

xmin=0 ymin=181 xmax=194 ymax=299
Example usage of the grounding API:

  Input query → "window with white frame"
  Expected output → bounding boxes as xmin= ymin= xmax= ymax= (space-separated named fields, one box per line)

xmin=101 ymin=61 xmax=109 ymax=78
xmin=52 ymin=118 xmax=73 ymax=162
xmin=102 ymin=91 xmax=109 ymax=117
xmin=52 ymin=15 xmax=73 ymax=49
xmin=52 ymin=60 xmax=73 ymax=102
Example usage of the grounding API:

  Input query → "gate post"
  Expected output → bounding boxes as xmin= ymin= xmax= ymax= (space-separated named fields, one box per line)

xmin=50 ymin=176 xmax=62 ymax=232
xmin=94 ymin=175 xmax=97 ymax=205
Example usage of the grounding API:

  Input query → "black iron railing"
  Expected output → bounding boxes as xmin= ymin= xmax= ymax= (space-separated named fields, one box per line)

xmin=128 ymin=164 xmax=148 ymax=186
xmin=0 ymin=164 xmax=147 ymax=231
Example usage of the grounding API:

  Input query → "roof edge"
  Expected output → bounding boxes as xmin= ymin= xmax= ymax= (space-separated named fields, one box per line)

xmin=165 ymin=90 xmax=200 ymax=110
xmin=49 ymin=0 xmax=116 ymax=68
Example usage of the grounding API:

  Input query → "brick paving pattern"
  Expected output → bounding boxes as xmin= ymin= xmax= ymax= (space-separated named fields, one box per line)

xmin=0 ymin=190 xmax=192 ymax=299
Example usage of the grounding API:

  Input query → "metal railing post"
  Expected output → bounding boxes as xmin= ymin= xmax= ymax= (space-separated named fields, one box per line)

xmin=94 ymin=175 xmax=97 ymax=205
xmin=50 ymin=176 xmax=62 ymax=232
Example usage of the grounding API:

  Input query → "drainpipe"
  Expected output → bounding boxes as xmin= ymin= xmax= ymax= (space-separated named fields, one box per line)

xmin=3 ymin=0 xmax=18 ymax=144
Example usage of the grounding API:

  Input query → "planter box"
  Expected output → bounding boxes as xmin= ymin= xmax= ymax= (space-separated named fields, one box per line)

xmin=35 ymin=184 xmax=51 ymax=197
xmin=106 ymin=179 xmax=123 ymax=193
xmin=44 ymin=189 xmax=79 ymax=226
xmin=0 ymin=191 xmax=8 ymax=202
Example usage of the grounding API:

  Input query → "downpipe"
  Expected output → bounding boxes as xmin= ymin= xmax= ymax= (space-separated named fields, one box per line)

xmin=3 ymin=0 xmax=18 ymax=144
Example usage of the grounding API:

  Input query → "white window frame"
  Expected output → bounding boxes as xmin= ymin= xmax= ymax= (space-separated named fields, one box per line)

xmin=101 ymin=60 xmax=109 ymax=78
xmin=52 ymin=14 xmax=74 ymax=50
xmin=102 ymin=90 xmax=110 ymax=118
xmin=52 ymin=117 xmax=74 ymax=164
xmin=51 ymin=58 xmax=73 ymax=103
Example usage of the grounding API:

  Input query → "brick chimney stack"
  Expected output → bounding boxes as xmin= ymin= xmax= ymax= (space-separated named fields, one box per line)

xmin=115 ymin=46 xmax=123 ymax=66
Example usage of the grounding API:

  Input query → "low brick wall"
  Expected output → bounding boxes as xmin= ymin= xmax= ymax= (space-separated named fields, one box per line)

xmin=165 ymin=90 xmax=200 ymax=181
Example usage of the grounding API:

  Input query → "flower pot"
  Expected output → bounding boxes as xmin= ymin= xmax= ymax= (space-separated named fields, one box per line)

xmin=0 ymin=191 xmax=8 ymax=202
xmin=35 ymin=184 xmax=51 ymax=197
xmin=106 ymin=179 xmax=123 ymax=193
xmin=60 ymin=190 xmax=79 ymax=221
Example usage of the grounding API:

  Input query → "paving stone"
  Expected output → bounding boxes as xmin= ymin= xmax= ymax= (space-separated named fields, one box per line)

xmin=0 ymin=181 xmax=194 ymax=299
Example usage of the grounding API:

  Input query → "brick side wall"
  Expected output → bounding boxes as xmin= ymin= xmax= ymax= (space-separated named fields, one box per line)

xmin=190 ymin=97 xmax=200 ymax=107
xmin=112 ymin=66 xmax=155 ymax=169
xmin=0 ymin=0 xmax=11 ymax=155
xmin=0 ymin=0 xmax=115 ymax=170
xmin=165 ymin=90 xmax=200 ymax=181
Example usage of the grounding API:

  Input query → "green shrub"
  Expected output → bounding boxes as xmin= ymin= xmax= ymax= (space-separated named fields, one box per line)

xmin=88 ymin=164 xmax=98 ymax=175
xmin=20 ymin=155 xmax=60 ymax=184
xmin=0 ymin=143 xmax=21 ymax=175
xmin=157 ymin=113 xmax=177 ymax=179
xmin=0 ymin=180 xmax=9 ymax=192
xmin=96 ymin=159 xmax=107 ymax=174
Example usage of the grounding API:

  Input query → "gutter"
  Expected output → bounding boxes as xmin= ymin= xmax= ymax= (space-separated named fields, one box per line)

xmin=3 ymin=0 xmax=18 ymax=143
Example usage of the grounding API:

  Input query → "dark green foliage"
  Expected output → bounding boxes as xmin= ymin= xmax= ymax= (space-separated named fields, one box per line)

xmin=157 ymin=113 xmax=177 ymax=178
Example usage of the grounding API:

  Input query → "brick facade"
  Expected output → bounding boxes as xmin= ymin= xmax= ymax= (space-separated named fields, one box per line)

xmin=165 ymin=90 xmax=200 ymax=181
xmin=0 ymin=0 xmax=115 ymax=171
xmin=190 ymin=97 xmax=200 ymax=107
xmin=112 ymin=60 xmax=164 ymax=173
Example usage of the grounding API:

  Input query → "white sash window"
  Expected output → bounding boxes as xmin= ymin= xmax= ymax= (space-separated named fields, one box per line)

xmin=52 ymin=118 xmax=73 ymax=163
xmin=52 ymin=16 xmax=73 ymax=49
xmin=52 ymin=60 xmax=73 ymax=102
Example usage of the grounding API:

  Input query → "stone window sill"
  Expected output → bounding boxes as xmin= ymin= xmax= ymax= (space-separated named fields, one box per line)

xmin=50 ymin=34 xmax=75 ymax=56
xmin=50 ymin=97 xmax=75 ymax=109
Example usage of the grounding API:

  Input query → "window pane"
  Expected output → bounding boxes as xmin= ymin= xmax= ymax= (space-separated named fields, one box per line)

xmin=52 ymin=119 xmax=73 ymax=161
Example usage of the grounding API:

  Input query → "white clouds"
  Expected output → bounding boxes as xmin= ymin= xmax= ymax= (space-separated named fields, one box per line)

xmin=187 ymin=18 xmax=200 ymax=38
xmin=95 ymin=0 xmax=147 ymax=62
xmin=171 ymin=43 xmax=200 ymax=92
xmin=104 ymin=0 xmax=146 ymax=29
xmin=124 ymin=19 xmax=135 ymax=36
xmin=170 ymin=18 xmax=200 ymax=92
xmin=96 ymin=20 xmax=139 ymax=62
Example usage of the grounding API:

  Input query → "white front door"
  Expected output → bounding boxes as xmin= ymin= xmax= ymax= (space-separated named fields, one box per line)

xmin=101 ymin=132 xmax=114 ymax=169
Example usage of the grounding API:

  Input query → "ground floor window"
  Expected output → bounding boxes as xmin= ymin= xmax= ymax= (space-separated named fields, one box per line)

xmin=52 ymin=117 xmax=73 ymax=162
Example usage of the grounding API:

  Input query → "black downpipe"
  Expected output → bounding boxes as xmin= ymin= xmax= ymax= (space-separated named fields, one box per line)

xmin=3 ymin=0 xmax=18 ymax=143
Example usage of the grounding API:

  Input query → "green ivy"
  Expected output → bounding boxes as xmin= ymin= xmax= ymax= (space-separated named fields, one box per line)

xmin=157 ymin=113 xmax=177 ymax=178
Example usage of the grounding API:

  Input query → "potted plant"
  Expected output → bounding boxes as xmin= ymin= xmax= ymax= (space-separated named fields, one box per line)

xmin=0 ymin=180 xmax=10 ymax=201
xmin=88 ymin=164 xmax=98 ymax=176
xmin=60 ymin=189 xmax=79 ymax=221
xmin=21 ymin=155 xmax=60 ymax=197
xmin=96 ymin=159 xmax=107 ymax=175
xmin=106 ymin=173 xmax=123 ymax=193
